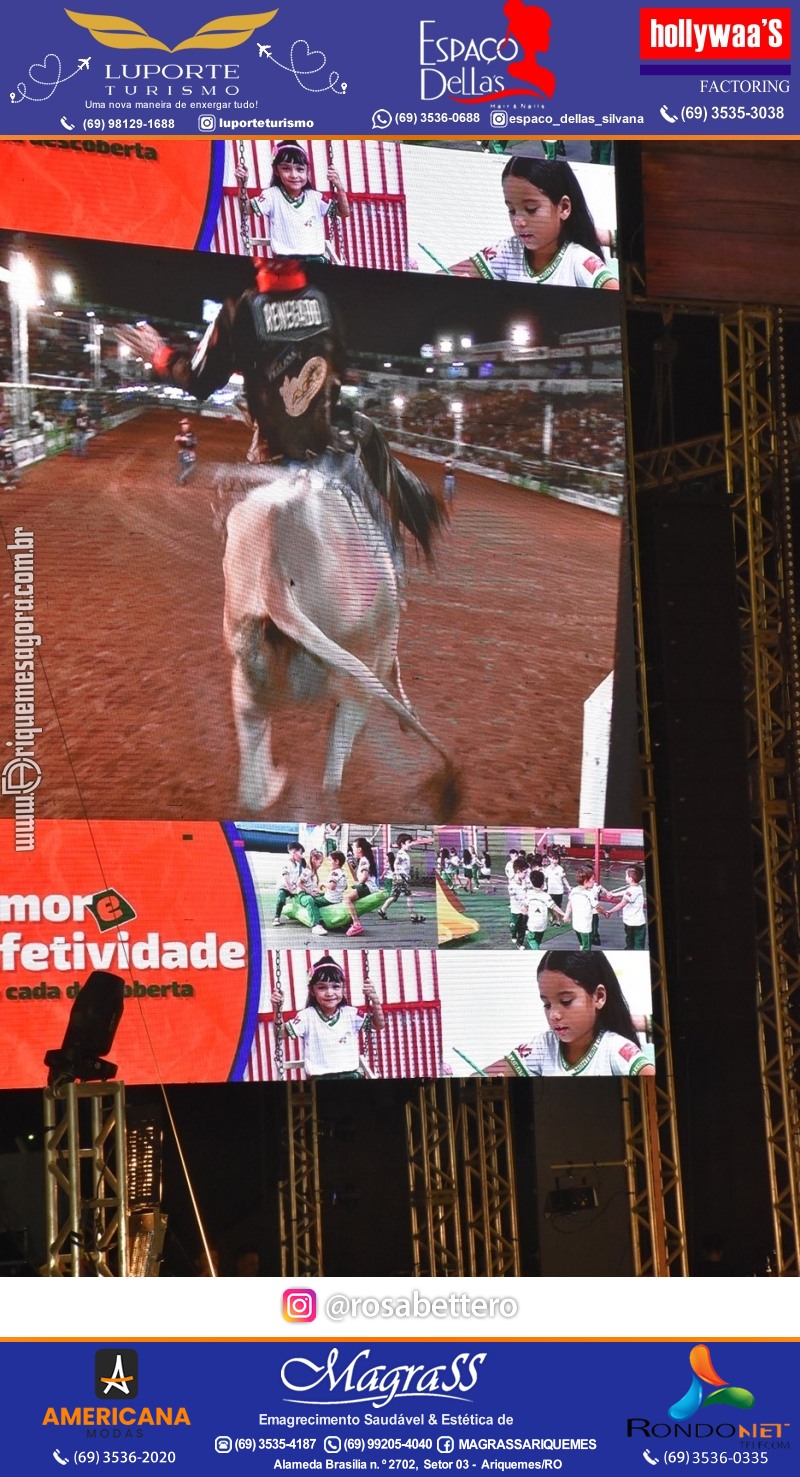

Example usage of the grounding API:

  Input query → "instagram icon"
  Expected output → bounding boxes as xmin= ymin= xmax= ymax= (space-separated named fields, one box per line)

xmin=283 ymin=1288 xmax=317 ymax=1322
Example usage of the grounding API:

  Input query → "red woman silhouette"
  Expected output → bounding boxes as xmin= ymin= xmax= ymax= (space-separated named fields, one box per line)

xmin=502 ymin=1 xmax=555 ymax=99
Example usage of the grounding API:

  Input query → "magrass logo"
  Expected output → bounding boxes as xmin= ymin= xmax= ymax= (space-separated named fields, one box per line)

xmin=65 ymin=7 xmax=278 ymax=51
xmin=668 ymin=1345 xmax=755 ymax=1421
xmin=95 ymin=1349 xmax=139 ymax=1399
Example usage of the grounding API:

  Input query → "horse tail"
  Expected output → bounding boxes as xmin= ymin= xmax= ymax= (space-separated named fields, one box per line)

xmin=254 ymin=581 xmax=460 ymax=817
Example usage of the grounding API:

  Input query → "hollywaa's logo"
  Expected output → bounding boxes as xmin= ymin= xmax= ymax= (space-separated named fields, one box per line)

xmin=421 ymin=1 xmax=556 ymax=103
xmin=65 ymin=8 xmax=278 ymax=51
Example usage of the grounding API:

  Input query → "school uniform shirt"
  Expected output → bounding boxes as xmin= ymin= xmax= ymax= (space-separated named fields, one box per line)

xmin=621 ymin=884 xmax=646 ymax=927
xmin=393 ymin=850 xmax=412 ymax=881
xmin=567 ymin=886 xmax=594 ymax=933
xmin=470 ymin=237 xmax=614 ymax=288
xmin=285 ymin=1004 xmax=366 ymax=1076
xmin=525 ymin=887 xmax=555 ymax=933
xmin=250 ymin=185 xmax=333 ymax=256
xmin=508 ymin=877 xmax=529 ymax=916
xmin=323 ymin=870 xmax=348 ymax=906
xmin=280 ymin=858 xmax=303 ymax=894
xmin=544 ymin=863 xmax=567 ymax=897
xmin=297 ymin=865 xmax=322 ymax=896
xmin=587 ymin=883 xmax=601 ymax=916
xmin=356 ymin=858 xmax=379 ymax=893
xmin=506 ymin=1029 xmax=651 ymax=1078
xmin=504 ymin=860 xmax=516 ymax=888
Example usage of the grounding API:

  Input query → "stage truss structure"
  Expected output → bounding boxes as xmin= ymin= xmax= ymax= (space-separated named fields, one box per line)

xmin=43 ymin=1081 xmax=130 ymax=1277
xmin=405 ymin=1080 xmax=521 ymax=1278
xmin=278 ymin=1081 xmax=324 ymax=1278
xmin=628 ymin=299 xmax=800 ymax=1275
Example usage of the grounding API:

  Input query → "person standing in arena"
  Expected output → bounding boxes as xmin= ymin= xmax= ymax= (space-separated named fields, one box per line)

xmin=174 ymin=417 xmax=197 ymax=485
xmin=72 ymin=403 xmax=91 ymax=457
xmin=443 ymin=459 xmax=456 ymax=508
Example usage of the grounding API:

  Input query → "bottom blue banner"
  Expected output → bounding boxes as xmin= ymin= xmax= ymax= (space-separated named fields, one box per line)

xmin=0 ymin=1340 xmax=796 ymax=1472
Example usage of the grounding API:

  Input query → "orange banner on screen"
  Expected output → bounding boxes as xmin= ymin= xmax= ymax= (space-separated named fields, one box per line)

xmin=0 ymin=139 xmax=222 ymax=248
xmin=0 ymin=820 xmax=258 ymax=1088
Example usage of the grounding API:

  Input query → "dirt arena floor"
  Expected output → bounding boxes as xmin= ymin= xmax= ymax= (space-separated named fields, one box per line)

xmin=0 ymin=410 xmax=621 ymax=822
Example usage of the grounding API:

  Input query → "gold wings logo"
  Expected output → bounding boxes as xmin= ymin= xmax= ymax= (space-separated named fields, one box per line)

xmin=65 ymin=8 xmax=278 ymax=51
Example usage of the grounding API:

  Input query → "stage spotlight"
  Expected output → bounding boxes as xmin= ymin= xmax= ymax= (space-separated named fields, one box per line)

xmin=44 ymin=971 xmax=125 ymax=1088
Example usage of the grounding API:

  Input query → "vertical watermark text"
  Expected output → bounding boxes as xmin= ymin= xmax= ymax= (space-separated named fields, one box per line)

xmin=3 ymin=528 xmax=41 ymax=850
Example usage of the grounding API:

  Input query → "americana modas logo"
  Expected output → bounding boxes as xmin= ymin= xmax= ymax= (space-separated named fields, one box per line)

xmin=95 ymin=1349 xmax=139 ymax=1399
xmin=66 ymin=8 xmax=277 ymax=51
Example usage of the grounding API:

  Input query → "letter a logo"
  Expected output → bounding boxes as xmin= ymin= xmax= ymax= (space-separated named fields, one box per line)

xmin=95 ymin=1348 xmax=139 ymax=1398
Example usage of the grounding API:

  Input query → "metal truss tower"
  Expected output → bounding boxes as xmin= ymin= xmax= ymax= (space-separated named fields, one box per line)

xmin=43 ymin=1081 xmax=130 ymax=1277
xmin=627 ymin=301 xmax=800 ymax=1275
xmin=278 ymin=1081 xmax=324 ymax=1278
xmin=720 ymin=309 xmax=800 ymax=1273
xmin=405 ymin=1080 xmax=520 ymax=1277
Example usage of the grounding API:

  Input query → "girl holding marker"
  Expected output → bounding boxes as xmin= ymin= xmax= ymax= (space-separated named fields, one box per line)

xmin=448 ymin=156 xmax=618 ymax=289
xmin=481 ymin=950 xmax=654 ymax=1077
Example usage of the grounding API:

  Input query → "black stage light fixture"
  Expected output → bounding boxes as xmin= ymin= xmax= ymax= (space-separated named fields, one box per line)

xmin=44 ymin=970 xmax=125 ymax=1087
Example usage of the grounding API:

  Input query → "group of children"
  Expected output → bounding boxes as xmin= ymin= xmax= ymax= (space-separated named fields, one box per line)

xmin=272 ymin=835 xmax=429 ymax=939
xmin=504 ymin=849 xmax=647 ymax=952
xmin=437 ymin=847 xmax=491 ymax=892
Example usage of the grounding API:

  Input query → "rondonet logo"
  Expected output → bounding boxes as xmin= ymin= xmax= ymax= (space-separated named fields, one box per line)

xmin=281 ymin=1348 xmax=487 ymax=1409
xmin=640 ymin=8 xmax=791 ymax=62
xmin=667 ymin=1345 xmax=754 ymax=1420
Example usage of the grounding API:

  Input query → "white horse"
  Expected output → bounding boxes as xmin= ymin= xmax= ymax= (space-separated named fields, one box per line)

xmin=223 ymin=455 xmax=458 ymax=814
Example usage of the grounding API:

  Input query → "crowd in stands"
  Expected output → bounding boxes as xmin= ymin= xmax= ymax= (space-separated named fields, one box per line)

xmin=370 ymin=384 xmax=626 ymax=481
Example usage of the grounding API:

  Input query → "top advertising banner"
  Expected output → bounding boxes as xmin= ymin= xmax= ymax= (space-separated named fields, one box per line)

xmin=0 ymin=1 xmax=796 ymax=138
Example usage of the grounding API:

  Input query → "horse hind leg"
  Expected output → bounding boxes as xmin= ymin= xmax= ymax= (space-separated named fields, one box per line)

xmin=230 ymin=656 xmax=288 ymax=812
xmin=323 ymin=694 xmax=370 ymax=796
